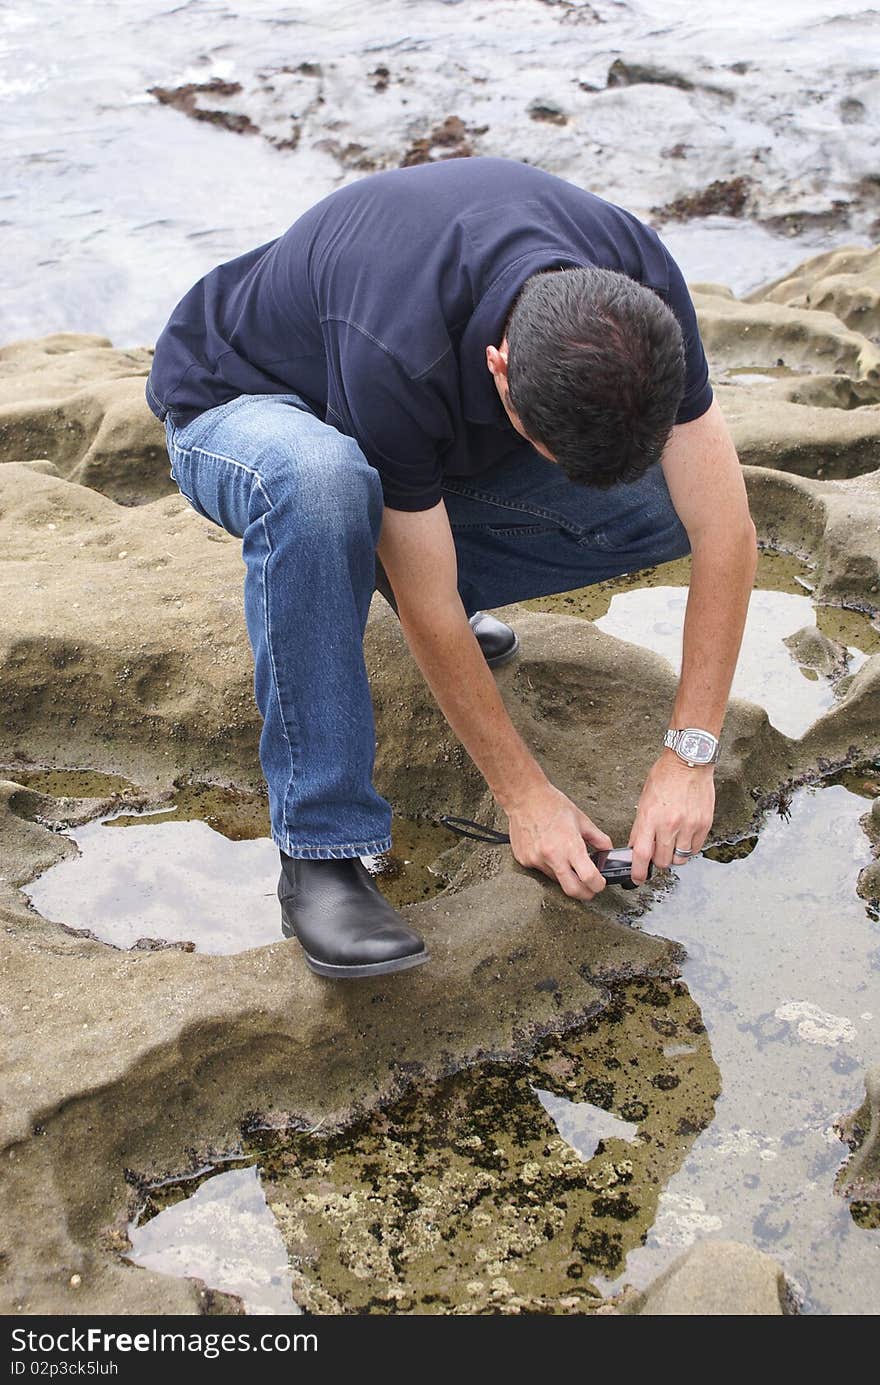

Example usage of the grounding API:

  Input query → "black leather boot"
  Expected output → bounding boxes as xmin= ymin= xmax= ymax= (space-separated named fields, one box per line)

xmin=278 ymin=852 xmax=429 ymax=979
xmin=374 ymin=557 xmax=519 ymax=668
xmin=467 ymin=610 xmax=520 ymax=667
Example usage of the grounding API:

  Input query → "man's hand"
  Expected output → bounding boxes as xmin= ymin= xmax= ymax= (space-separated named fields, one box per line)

xmin=506 ymin=780 xmax=612 ymax=900
xmin=379 ymin=500 xmax=614 ymax=903
xmin=628 ymin=751 xmax=715 ymax=884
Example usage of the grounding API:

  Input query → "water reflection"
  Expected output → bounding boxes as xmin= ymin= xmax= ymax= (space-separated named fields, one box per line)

xmin=524 ymin=550 xmax=879 ymax=739
xmin=22 ymin=785 xmax=451 ymax=953
xmin=125 ymin=781 xmax=880 ymax=1313
xmin=601 ymin=782 xmax=880 ymax=1314
xmin=128 ymin=1165 xmax=300 ymax=1315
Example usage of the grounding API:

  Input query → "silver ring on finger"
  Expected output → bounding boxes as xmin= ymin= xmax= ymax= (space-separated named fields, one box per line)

xmin=672 ymin=845 xmax=695 ymax=860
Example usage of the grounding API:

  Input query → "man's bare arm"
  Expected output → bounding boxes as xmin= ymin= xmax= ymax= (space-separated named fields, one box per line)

xmin=376 ymin=503 xmax=611 ymax=899
xmin=628 ymin=398 xmax=758 ymax=881
xmin=662 ymin=398 xmax=758 ymax=733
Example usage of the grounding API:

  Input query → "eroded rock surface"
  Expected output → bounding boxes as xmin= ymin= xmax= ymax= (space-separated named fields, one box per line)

xmin=618 ymin=1240 xmax=796 ymax=1315
xmin=835 ymin=1068 xmax=880 ymax=1206
xmin=746 ymin=246 xmax=880 ymax=336
xmin=0 ymin=335 xmax=167 ymax=504
xmin=0 ymin=245 xmax=878 ymax=1314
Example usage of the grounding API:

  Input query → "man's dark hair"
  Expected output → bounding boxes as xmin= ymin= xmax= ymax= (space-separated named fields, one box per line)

xmin=505 ymin=267 xmax=686 ymax=487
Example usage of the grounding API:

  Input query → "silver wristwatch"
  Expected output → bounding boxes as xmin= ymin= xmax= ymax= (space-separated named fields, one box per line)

xmin=664 ymin=727 xmax=720 ymax=767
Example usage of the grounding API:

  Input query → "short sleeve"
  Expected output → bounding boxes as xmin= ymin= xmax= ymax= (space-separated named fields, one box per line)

xmin=660 ymin=249 xmax=714 ymax=425
xmin=326 ymin=323 xmax=454 ymax=511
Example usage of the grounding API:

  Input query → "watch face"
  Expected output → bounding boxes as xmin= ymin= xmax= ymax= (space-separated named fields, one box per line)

xmin=678 ymin=731 xmax=714 ymax=763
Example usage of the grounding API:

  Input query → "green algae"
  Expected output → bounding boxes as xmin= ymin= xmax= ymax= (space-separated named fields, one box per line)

xmin=105 ymin=782 xmax=272 ymax=840
xmin=0 ymin=765 xmax=137 ymax=797
xmin=131 ymin=979 xmax=720 ymax=1315
xmin=823 ymin=764 xmax=880 ymax=800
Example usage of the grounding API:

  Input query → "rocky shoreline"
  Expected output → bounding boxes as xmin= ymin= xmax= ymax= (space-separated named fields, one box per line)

xmin=0 ymin=246 xmax=878 ymax=1314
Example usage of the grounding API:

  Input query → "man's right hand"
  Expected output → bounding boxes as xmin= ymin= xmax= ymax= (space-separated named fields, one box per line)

xmin=504 ymin=780 xmax=611 ymax=900
xmin=377 ymin=501 xmax=611 ymax=903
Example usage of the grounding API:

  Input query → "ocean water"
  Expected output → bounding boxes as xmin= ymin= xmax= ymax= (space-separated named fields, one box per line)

xmin=2 ymin=0 xmax=876 ymax=345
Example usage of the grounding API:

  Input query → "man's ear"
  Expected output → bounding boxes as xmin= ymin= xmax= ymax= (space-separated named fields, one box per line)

xmin=485 ymin=339 xmax=510 ymax=385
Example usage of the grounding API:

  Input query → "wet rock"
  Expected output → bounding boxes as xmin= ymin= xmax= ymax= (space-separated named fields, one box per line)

xmin=0 ymin=334 xmax=169 ymax=504
xmin=619 ymin=1240 xmax=796 ymax=1314
xmin=783 ymin=625 xmax=848 ymax=678
xmin=528 ymin=99 xmax=568 ymax=125
xmin=863 ymin=796 xmax=880 ymax=847
xmin=400 ymin=115 xmax=478 ymax=166
xmin=606 ymin=58 xmax=695 ymax=92
xmin=835 ymin=1068 xmax=880 ymax=1202
xmin=148 ymin=81 xmax=260 ymax=137
xmin=121 ymin=14 xmax=880 ymax=242
xmin=139 ymin=979 xmax=720 ymax=1314
xmin=840 ymin=98 xmax=866 ymax=126
xmin=655 ymin=176 xmax=752 ymax=221
xmin=856 ymin=859 xmax=880 ymax=902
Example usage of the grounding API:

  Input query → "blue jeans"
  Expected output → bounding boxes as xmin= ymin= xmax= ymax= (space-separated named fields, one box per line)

xmin=164 ymin=391 xmax=689 ymax=859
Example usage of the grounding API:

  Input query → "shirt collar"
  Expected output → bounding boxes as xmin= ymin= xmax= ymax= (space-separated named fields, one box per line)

xmin=459 ymin=251 xmax=585 ymax=426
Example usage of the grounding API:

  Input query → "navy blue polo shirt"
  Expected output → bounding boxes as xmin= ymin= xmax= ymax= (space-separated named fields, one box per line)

xmin=146 ymin=156 xmax=713 ymax=511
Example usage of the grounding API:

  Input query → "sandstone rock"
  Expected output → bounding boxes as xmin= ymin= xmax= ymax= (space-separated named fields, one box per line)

xmin=693 ymin=289 xmax=880 ymax=383
xmin=783 ymin=625 xmax=848 ymax=677
xmin=1 ymin=243 xmax=879 ymax=1315
xmin=0 ymin=463 xmax=798 ymax=831
xmin=619 ymin=1240 xmax=796 ymax=1315
xmin=746 ymin=245 xmax=880 ymax=336
xmin=728 ymin=372 xmax=879 ymax=411
xmin=0 ymin=334 xmax=169 ymax=504
xmin=699 ymin=262 xmax=880 ymax=479
xmin=18 ymin=459 xmax=62 ymax=477
xmin=835 ymin=1067 xmax=880 ymax=1202
xmin=743 ymin=465 xmax=880 ymax=608
xmin=718 ymin=386 xmax=880 ymax=480
xmin=0 ymin=784 xmax=683 ymax=1313
xmin=688 ymin=281 xmax=735 ymax=299
xmin=856 ymin=858 xmax=880 ymax=901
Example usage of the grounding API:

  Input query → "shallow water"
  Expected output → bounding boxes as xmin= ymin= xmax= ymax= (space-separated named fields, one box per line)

xmin=523 ymin=549 xmax=880 ymax=739
xmin=2 ymin=767 xmax=138 ymax=797
xmin=598 ymin=779 xmax=880 ymax=1314
xmin=22 ymin=783 xmax=451 ymax=952
xmin=127 ymin=1164 xmax=301 ymax=1315
xmin=125 ymin=777 xmax=880 ymax=1314
xmin=3 ymin=0 xmax=876 ymax=345
xmin=130 ymin=976 xmax=721 ymax=1313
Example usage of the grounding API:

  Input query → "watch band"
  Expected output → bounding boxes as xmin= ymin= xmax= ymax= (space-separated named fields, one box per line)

xmin=664 ymin=727 xmax=721 ymax=766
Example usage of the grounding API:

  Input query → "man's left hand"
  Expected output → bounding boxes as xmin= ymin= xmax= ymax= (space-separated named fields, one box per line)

xmin=628 ymin=751 xmax=715 ymax=884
